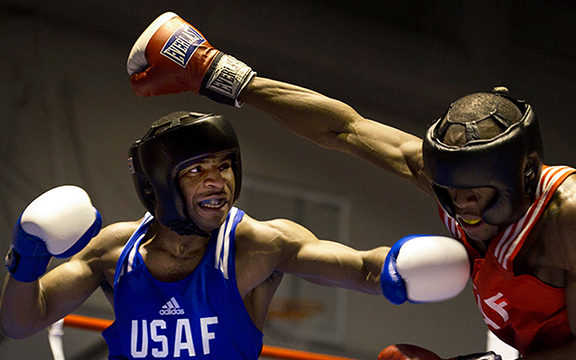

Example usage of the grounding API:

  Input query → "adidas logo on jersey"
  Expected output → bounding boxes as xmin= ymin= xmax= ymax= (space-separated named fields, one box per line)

xmin=159 ymin=297 xmax=185 ymax=315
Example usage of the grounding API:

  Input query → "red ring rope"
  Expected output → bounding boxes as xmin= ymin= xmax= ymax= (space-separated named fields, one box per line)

xmin=62 ymin=314 xmax=360 ymax=360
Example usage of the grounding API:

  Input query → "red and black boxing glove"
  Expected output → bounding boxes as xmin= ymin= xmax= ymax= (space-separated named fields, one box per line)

xmin=127 ymin=12 xmax=255 ymax=107
xmin=378 ymin=344 xmax=443 ymax=360
xmin=378 ymin=344 xmax=502 ymax=360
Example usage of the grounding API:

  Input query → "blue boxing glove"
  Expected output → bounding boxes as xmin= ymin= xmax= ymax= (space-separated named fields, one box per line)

xmin=381 ymin=234 xmax=470 ymax=305
xmin=5 ymin=185 xmax=102 ymax=282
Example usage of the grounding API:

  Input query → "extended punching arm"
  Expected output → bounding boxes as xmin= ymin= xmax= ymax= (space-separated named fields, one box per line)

xmin=126 ymin=13 xmax=433 ymax=195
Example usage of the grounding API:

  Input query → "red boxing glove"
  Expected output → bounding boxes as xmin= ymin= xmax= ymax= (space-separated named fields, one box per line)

xmin=378 ymin=344 xmax=443 ymax=360
xmin=127 ymin=12 xmax=255 ymax=107
xmin=378 ymin=345 xmax=502 ymax=360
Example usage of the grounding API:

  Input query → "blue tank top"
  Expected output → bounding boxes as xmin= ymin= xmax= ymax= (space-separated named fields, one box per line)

xmin=102 ymin=207 xmax=263 ymax=359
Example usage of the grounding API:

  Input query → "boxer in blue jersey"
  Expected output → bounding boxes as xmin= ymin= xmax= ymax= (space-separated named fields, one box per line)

xmin=1 ymin=25 xmax=472 ymax=360
xmin=1 ymin=111 xmax=469 ymax=359
xmin=0 ymin=111 xmax=470 ymax=359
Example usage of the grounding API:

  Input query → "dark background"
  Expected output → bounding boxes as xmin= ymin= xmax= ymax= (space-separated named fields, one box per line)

xmin=1 ymin=1 xmax=575 ymax=359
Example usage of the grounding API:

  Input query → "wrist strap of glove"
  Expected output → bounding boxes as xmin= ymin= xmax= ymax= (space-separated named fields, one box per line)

xmin=200 ymin=52 xmax=256 ymax=107
xmin=6 ymin=218 xmax=52 ymax=282
xmin=5 ymin=245 xmax=51 ymax=283
xmin=381 ymin=235 xmax=419 ymax=305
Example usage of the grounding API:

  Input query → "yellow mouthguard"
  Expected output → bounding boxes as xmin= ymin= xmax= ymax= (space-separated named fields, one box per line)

xmin=462 ymin=218 xmax=481 ymax=225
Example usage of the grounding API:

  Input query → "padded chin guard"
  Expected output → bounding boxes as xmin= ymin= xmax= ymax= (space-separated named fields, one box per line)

xmin=128 ymin=112 xmax=241 ymax=235
xmin=423 ymin=97 xmax=543 ymax=227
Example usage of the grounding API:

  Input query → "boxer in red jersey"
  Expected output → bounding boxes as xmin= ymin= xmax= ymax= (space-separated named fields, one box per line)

xmin=246 ymin=84 xmax=576 ymax=360
xmin=242 ymin=81 xmax=576 ymax=360
xmin=241 ymin=84 xmax=576 ymax=360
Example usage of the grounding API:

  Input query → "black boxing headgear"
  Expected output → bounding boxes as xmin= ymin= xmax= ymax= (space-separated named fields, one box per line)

xmin=128 ymin=112 xmax=242 ymax=236
xmin=422 ymin=88 xmax=543 ymax=227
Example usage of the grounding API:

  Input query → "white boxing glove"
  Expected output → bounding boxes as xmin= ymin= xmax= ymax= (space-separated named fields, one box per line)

xmin=381 ymin=234 xmax=470 ymax=304
xmin=6 ymin=185 xmax=102 ymax=282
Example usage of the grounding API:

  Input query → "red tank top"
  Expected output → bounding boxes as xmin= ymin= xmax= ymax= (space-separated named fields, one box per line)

xmin=440 ymin=165 xmax=576 ymax=356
